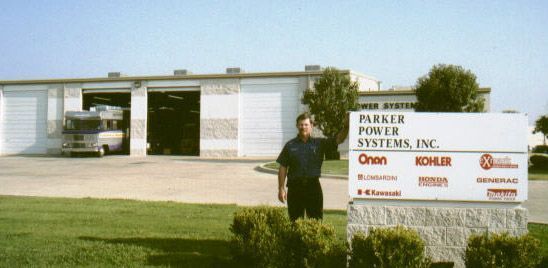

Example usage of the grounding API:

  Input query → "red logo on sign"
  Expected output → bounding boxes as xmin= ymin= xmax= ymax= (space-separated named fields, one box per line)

xmin=358 ymin=153 xmax=387 ymax=165
xmin=418 ymin=176 xmax=448 ymax=187
xmin=415 ymin=156 xmax=452 ymax=167
xmin=363 ymin=189 xmax=402 ymax=197
xmin=480 ymin=154 xmax=494 ymax=170
xmin=487 ymin=189 xmax=517 ymax=201
xmin=480 ymin=154 xmax=518 ymax=170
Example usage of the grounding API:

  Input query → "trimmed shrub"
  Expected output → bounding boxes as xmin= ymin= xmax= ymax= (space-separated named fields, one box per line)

xmin=465 ymin=232 xmax=542 ymax=268
xmin=532 ymin=145 xmax=548 ymax=154
xmin=285 ymin=218 xmax=347 ymax=268
xmin=229 ymin=206 xmax=290 ymax=267
xmin=229 ymin=207 xmax=346 ymax=268
xmin=349 ymin=226 xmax=431 ymax=268
xmin=530 ymin=154 xmax=548 ymax=170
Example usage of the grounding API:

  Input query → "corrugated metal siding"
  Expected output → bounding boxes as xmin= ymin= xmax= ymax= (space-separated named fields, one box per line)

xmin=1 ymin=90 xmax=48 ymax=154
xmin=240 ymin=79 xmax=300 ymax=157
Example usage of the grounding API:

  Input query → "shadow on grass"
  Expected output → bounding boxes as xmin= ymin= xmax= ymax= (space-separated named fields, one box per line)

xmin=80 ymin=236 xmax=243 ymax=267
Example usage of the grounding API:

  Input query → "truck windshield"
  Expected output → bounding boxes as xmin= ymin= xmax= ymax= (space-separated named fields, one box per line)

xmin=65 ymin=119 xmax=101 ymax=130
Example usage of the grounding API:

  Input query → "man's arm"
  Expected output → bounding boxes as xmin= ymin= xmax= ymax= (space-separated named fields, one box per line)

xmin=335 ymin=113 xmax=350 ymax=144
xmin=278 ymin=165 xmax=288 ymax=203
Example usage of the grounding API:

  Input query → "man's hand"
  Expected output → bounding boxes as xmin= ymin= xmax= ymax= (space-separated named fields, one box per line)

xmin=278 ymin=188 xmax=287 ymax=203
xmin=278 ymin=165 xmax=288 ymax=203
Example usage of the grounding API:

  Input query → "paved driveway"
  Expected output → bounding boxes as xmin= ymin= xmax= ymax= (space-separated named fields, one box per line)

xmin=0 ymin=156 xmax=546 ymax=223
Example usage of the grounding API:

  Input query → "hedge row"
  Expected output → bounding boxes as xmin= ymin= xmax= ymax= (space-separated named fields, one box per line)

xmin=229 ymin=207 xmax=543 ymax=268
xmin=530 ymin=154 xmax=548 ymax=170
xmin=229 ymin=206 xmax=345 ymax=268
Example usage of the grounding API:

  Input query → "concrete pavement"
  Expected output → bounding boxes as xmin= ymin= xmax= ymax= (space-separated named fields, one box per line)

xmin=0 ymin=156 xmax=546 ymax=223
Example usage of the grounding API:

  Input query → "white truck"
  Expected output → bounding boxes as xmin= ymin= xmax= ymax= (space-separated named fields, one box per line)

xmin=62 ymin=106 xmax=128 ymax=157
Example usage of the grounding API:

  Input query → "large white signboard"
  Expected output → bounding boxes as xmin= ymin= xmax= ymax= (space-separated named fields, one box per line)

xmin=348 ymin=112 xmax=528 ymax=202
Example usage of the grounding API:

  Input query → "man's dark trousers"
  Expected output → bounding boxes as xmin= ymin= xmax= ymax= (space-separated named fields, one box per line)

xmin=287 ymin=177 xmax=323 ymax=221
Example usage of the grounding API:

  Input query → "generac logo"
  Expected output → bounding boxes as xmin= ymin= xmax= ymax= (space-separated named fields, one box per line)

xmin=480 ymin=154 xmax=518 ymax=170
xmin=358 ymin=153 xmax=387 ymax=165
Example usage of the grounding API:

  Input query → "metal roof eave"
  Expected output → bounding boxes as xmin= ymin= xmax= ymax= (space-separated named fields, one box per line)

xmin=0 ymin=70 xmax=352 ymax=86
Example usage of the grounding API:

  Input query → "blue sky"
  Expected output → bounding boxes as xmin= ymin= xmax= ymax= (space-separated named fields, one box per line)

xmin=1 ymin=0 xmax=547 ymax=123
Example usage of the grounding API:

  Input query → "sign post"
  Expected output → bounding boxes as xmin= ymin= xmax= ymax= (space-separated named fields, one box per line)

xmin=347 ymin=112 xmax=529 ymax=267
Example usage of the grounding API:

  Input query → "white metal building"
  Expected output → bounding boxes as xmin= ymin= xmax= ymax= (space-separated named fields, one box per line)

xmin=0 ymin=66 xmax=490 ymax=158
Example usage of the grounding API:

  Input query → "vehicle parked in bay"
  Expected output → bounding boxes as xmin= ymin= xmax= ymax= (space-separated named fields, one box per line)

xmin=62 ymin=106 xmax=129 ymax=157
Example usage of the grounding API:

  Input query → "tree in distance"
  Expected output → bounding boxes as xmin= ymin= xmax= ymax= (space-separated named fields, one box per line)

xmin=533 ymin=115 xmax=548 ymax=145
xmin=302 ymin=67 xmax=359 ymax=159
xmin=414 ymin=64 xmax=485 ymax=112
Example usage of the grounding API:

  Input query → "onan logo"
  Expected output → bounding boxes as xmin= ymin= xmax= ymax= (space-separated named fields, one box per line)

xmin=358 ymin=153 xmax=387 ymax=165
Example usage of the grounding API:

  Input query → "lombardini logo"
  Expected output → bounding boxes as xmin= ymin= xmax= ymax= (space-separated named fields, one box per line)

xmin=358 ymin=153 xmax=387 ymax=165
xmin=357 ymin=174 xmax=397 ymax=181
xmin=487 ymin=189 xmax=517 ymax=201
xmin=415 ymin=156 xmax=452 ymax=166
xmin=479 ymin=154 xmax=518 ymax=170
xmin=357 ymin=189 xmax=401 ymax=196
xmin=418 ymin=176 xmax=448 ymax=187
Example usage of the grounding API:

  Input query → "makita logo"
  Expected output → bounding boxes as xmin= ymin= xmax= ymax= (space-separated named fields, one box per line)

xmin=487 ymin=189 xmax=517 ymax=201
xmin=357 ymin=189 xmax=401 ymax=197
xmin=479 ymin=154 xmax=518 ymax=170
xmin=415 ymin=156 xmax=452 ymax=166
xmin=358 ymin=153 xmax=387 ymax=165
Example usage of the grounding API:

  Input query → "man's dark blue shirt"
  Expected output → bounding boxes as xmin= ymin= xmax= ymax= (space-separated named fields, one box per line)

xmin=276 ymin=136 xmax=336 ymax=186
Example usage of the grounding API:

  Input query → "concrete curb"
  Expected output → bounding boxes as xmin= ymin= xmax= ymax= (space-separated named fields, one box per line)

xmin=256 ymin=162 xmax=348 ymax=180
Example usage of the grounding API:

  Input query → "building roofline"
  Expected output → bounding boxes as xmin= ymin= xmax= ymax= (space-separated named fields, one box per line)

xmin=359 ymin=87 xmax=491 ymax=96
xmin=349 ymin=70 xmax=380 ymax=82
xmin=0 ymin=70 xmax=351 ymax=86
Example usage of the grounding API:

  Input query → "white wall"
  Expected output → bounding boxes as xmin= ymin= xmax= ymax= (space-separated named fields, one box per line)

xmin=0 ymin=86 xmax=3 ymax=155
xmin=351 ymin=73 xmax=381 ymax=91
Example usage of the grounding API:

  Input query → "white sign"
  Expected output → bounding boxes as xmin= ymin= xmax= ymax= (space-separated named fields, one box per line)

xmin=348 ymin=112 xmax=528 ymax=202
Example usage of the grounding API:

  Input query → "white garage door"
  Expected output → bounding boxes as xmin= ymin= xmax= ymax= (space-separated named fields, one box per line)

xmin=1 ymin=90 xmax=48 ymax=154
xmin=240 ymin=78 xmax=300 ymax=157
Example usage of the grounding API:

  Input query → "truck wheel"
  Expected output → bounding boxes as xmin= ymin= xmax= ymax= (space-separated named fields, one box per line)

xmin=98 ymin=147 xmax=105 ymax=157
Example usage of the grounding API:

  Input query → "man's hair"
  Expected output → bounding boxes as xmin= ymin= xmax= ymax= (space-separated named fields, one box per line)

xmin=296 ymin=112 xmax=314 ymax=125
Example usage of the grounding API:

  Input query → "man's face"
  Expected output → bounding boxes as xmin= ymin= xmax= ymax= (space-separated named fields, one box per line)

xmin=297 ymin=118 xmax=313 ymax=138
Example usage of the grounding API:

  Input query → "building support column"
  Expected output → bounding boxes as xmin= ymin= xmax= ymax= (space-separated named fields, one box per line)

xmin=63 ymin=83 xmax=82 ymax=113
xmin=200 ymin=79 xmax=240 ymax=158
xmin=130 ymin=82 xmax=147 ymax=157
xmin=47 ymin=85 xmax=64 ymax=154
xmin=0 ymin=86 xmax=3 ymax=155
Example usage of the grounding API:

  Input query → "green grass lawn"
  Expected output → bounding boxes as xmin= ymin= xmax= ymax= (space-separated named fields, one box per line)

xmin=0 ymin=196 xmax=346 ymax=267
xmin=265 ymin=160 xmax=548 ymax=180
xmin=0 ymin=195 xmax=546 ymax=267
xmin=264 ymin=160 xmax=349 ymax=176
xmin=529 ymin=168 xmax=548 ymax=181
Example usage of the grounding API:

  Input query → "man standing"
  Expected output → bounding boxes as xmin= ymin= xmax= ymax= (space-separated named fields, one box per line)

xmin=277 ymin=112 xmax=349 ymax=221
